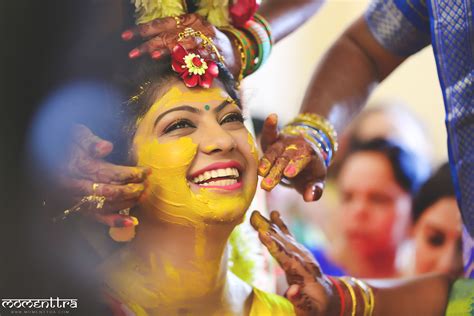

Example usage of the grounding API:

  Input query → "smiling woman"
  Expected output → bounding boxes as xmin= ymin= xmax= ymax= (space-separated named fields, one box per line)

xmin=86 ymin=57 xmax=294 ymax=315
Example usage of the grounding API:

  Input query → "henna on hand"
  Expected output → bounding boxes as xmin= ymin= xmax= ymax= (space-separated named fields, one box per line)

xmin=124 ymin=14 xmax=216 ymax=58
xmin=57 ymin=124 xmax=149 ymax=226
xmin=251 ymin=210 xmax=339 ymax=316
xmin=121 ymin=13 xmax=240 ymax=76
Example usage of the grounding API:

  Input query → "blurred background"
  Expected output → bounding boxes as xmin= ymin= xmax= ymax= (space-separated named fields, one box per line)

xmin=0 ymin=0 xmax=452 ymax=304
xmin=245 ymin=0 xmax=446 ymax=163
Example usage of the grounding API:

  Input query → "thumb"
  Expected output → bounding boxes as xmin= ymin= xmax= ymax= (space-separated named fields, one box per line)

xmin=303 ymin=181 xmax=325 ymax=202
xmin=286 ymin=284 xmax=301 ymax=303
xmin=286 ymin=284 xmax=312 ymax=316
xmin=260 ymin=113 xmax=279 ymax=151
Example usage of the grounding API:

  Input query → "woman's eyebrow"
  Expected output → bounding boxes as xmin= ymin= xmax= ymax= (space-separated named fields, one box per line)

xmin=154 ymin=106 xmax=199 ymax=127
xmin=154 ymin=99 xmax=239 ymax=127
xmin=214 ymin=99 xmax=239 ymax=112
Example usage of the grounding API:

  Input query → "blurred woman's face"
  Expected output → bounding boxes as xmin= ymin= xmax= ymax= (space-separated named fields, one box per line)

xmin=413 ymin=197 xmax=463 ymax=276
xmin=338 ymin=152 xmax=412 ymax=256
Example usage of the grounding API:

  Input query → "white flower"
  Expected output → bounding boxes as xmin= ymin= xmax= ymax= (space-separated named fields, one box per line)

xmin=183 ymin=53 xmax=209 ymax=75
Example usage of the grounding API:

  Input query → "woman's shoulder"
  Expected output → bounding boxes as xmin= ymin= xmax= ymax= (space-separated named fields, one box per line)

xmin=249 ymin=287 xmax=295 ymax=316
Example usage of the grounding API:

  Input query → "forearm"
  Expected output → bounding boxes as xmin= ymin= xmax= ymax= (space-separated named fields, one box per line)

xmin=299 ymin=16 xmax=405 ymax=133
xmin=258 ymin=0 xmax=325 ymax=43
xmin=370 ymin=274 xmax=452 ymax=316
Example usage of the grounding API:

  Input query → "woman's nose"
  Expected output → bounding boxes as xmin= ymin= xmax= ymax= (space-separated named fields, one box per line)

xmin=436 ymin=242 xmax=463 ymax=275
xmin=349 ymin=199 xmax=370 ymax=220
xmin=200 ymin=123 xmax=236 ymax=154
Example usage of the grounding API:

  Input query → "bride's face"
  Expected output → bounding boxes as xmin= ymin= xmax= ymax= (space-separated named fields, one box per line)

xmin=132 ymin=80 xmax=258 ymax=226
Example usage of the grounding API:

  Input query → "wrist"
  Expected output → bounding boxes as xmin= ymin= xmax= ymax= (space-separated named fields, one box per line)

xmin=335 ymin=276 xmax=375 ymax=316
xmin=229 ymin=36 xmax=244 ymax=80
xmin=326 ymin=276 xmax=345 ymax=316
xmin=282 ymin=113 xmax=338 ymax=168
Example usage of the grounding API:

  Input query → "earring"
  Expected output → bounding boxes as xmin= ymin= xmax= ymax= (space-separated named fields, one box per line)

xmin=109 ymin=208 xmax=137 ymax=242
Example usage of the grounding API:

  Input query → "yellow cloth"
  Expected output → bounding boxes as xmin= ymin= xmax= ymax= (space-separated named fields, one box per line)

xmin=249 ymin=288 xmax=296 ymax=316
xmin=105 ymin=286 xmax=295 ymax=315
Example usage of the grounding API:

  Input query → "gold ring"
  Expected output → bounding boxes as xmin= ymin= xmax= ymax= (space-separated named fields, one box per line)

xmin=89 ymin=195 xmax=106 ymax=209
xmin=119 ymin=208 xmax=131 ymax=216
xmin=92 ymin=183 xmax=99 ymax=194
xmin=285 ymin=144 xmax=298 ymax=151
xmin=173 ymin=16 xmax=182 ymax=28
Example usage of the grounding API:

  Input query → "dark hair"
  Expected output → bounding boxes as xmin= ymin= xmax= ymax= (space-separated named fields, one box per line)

xmin=345 ymin=138 xmax=428 ymax=194
xmin=110 ymin=56 xmax=240 ymax=163
xmin=412 ymin=163 xmax=456 ymax=222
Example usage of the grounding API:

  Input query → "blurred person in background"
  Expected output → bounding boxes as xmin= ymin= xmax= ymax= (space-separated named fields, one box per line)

xmin=409 ymin=162 xmax=463 ymax=277
xmin=310 ymin=138 xmax=426 ymax=278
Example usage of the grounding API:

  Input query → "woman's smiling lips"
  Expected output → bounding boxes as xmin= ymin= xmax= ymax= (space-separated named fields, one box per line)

xmin=188 ymin=161 xmax=243 ymax=191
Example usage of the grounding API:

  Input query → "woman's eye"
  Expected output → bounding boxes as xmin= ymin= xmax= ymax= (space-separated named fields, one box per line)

xmin=427 ymin=232 xmax=445 ymax=247
xmin=220 ymin=112 xmax=244 ymax=125
xmin=164 ymin=119 xmax=195 ymax=134
xmin=372 ymin=194 xmax=389 ymax=204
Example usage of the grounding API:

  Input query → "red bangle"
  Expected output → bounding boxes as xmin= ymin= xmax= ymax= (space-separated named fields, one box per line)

xmin=328 ymin=276 xmax=345 ymax=316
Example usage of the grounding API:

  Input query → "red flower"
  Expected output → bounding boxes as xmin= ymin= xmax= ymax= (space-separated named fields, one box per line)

xmin=229 ymin=0 xmax=259 ymax=27
xmin=171 ymin=44 xmax=219 ymax=89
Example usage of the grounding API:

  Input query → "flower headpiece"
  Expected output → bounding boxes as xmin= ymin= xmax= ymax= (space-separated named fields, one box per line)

xmin=171 ymin=44 xmax=219 ymax=88
xmin=171 ymin=27 xmax=225 ymax=88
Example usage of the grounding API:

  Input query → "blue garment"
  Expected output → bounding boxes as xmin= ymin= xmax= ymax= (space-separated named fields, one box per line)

xmin=365 ymin=0 xmax=474 ymax=278
xmin=310 ymin=248 xmax=345 ymax=277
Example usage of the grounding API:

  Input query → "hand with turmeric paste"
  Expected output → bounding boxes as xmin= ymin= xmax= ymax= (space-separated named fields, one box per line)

xmin=250 ymin=210 xmax=338 ymax=316
xmin=258 ymin=114 xmax=327 ymax=202
xmin=58 ymin=124 xmax=149 ymax=227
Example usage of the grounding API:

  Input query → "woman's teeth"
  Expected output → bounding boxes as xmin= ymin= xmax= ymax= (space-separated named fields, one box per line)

xmin=200 ymin=179 xmax=238 ymax=187
xmin=192 ymin=168 xmax=240 ymax=185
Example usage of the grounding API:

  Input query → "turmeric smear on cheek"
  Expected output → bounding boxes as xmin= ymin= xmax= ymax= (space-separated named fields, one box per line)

xmin=135 ymin=136 xmax=253 ymax=226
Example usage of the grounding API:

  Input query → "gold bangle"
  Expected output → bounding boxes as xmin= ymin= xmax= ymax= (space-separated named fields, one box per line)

xmin=281 ymin=125 xmax=330 ymax=163
xmin=351 ymin=277 xmax=370 ymax=316
xmin=358 ymin=279 xmax=375 ymax=316
xmin=220 ymin=27 xmax=247 ymax=84
xmin=339 ymin=277 xmax=356 ymax=316
xmin=292 ymin=113 xmax=338 ymax=154
xmin=232 ymin=39 xmax=246 ymax=85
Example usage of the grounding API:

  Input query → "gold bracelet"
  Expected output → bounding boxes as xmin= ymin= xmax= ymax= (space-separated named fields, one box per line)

xmin=340 ymin=277 xmax=356 ymax=316
xmin=231 ymin=39 xmax=246 ymax=85
xmin=292 ymin=113 xmax=338 ymax=154
xmin=353 ymin=278 xmax=375 ymax=316
xmin=281 ymin=125 xmax=329 ymax=159
xmin=351 ymin=278 xmax=370 ymax=316
xmin=52 ymin=195 xmax=106 ymax=222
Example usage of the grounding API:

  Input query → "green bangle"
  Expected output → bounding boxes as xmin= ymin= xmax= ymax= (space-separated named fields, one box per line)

xmin=220 ymin=26 xmax=256 ymax=77
xmin=244 ymin=19 xmax=272 ymax=72
xmin=253 ymin=13 xmax=273 ymax=44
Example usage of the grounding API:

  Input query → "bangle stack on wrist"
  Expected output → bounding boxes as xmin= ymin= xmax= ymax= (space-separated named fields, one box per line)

xmin=281 ymin=113 xmax=338 ymax=168
xmin=243 ymin=18 xmax=272 ymax=73
xmin=329 ymin=276 xmax=375 ymax=316
xmin=220 ymin=13 xmax=273 ymax=83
